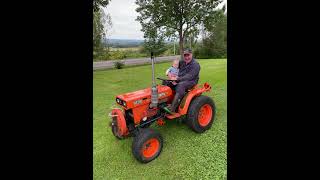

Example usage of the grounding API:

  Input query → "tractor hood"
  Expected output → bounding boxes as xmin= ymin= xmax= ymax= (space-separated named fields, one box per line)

xmin=116 ymin=85 xmax=173 ymax=109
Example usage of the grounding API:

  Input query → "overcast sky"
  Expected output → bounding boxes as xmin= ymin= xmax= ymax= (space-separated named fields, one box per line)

xmin=103 ymin=0 xmax=144 ymax=40
xmin=102 ymin=0 xmax=227 ymax=40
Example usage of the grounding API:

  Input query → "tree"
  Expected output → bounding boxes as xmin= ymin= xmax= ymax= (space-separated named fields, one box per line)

xmin=93 ymin=10 xmax=103 ymax=53
xmin=142 ymin=38 xmax=167 ymax=57
xmin=214 ymin=0 xmax=227 ymax=15
xmin=93 ymin=1 xmax=112 ymax=60
xmin=207 ymin=10 xmax=227 ymax=57
xmin=141 ymin=24 xmax=168 ymax=56
xmin=93 ymin=0 xmax=110 ymax=12
xmin=194 ymin=10 xmax=226 ymax=58
xmin=135 ymin=0 xmax=220 ymax=59
xmin=93 ymin=9 xmax=112 ymax=59
xmin=184 ymin=31 xmax=198 ymax=49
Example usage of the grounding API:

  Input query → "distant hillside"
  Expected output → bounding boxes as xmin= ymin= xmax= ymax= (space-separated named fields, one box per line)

xmin=103 ymin=38 xmax=173 ymax=48
xmin=104 ymin=39 xmax=144 ymax=48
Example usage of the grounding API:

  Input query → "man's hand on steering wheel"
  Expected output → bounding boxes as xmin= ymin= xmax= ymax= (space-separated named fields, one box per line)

xmin=172 ymin=81 xmax=177 ymax=85
xmin=169 ymin=76 xmax=178 ymax=81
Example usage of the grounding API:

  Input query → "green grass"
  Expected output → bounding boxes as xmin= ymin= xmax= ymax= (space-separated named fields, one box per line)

xmin=94 ymin=59 xmax=227 ymax=180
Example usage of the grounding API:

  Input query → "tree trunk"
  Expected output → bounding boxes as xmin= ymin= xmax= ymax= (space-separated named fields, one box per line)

xmin=179 ymin=32 xmax=184 ymax=61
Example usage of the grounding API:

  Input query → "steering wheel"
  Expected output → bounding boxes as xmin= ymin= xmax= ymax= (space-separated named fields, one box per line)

xmin=156 ymin=77 xmax=175 ymax=82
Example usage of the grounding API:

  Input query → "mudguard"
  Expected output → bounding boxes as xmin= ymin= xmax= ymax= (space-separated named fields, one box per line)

xmin=178 ymin=83 xmax=212 ymax=115
xmin=111 ymin=109 xmax=128 ymax=136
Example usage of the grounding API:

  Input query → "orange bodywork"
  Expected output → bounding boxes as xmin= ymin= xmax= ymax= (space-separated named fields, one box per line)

xmin=178 ymin=82 xmax=212 ymax=115
xmin=166 ymin=82 xmax=212 ymax=119
xmin=114 ymin=83 xmax=212 ymax=123
xmin=116 ymin=85 xmax=173 ymax=124
xmin=156 ymin=118 xmax=165 ymax=126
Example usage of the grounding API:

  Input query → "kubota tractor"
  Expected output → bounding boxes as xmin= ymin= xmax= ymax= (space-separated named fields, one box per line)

xmin=109 ymin=53 xmax=216 ymax=163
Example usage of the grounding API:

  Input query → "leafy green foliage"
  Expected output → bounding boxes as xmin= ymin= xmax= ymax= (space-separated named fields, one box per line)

xmin=113 ymin=61 xmax=125 ymax=69
xmin=194 ymin=10 xmax=227 ymax=58
xmin=162 ymin=43 xmax=180 ymax=56
xmin=93 ymin=0 xmax=110 ymax=12
xmin=93 ymin=4 xmax=112 ymax=60
xmin=93 ymin=10 xmax=104 ymax=53
xmin=141 ymin=36 xmax=168 ymax=57
xmin=135 ymin=0 xmax=220 ymax=57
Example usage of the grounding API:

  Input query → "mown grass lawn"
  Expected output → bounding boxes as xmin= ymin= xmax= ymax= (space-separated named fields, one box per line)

xmin=93 ymin=59 xmax=227 ymax=180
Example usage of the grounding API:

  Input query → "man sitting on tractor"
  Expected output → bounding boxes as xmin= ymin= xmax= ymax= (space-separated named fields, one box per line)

xmin=168 ymin=48 xmax=201 ymax=113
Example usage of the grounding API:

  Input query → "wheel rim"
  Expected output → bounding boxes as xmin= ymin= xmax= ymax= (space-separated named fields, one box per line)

xmin=198 ymin=104 xmax=213 ymax=127
xmin=142 ymin=138 xmax=160 ymax=158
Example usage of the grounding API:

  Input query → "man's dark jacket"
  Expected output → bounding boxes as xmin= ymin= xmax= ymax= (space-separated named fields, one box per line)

xmin=177 ymin=58 xmax=200 ymax=84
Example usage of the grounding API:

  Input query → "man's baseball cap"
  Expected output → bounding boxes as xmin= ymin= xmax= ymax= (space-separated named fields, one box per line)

xmin=183 ymin=48 xmax=192 ymax=54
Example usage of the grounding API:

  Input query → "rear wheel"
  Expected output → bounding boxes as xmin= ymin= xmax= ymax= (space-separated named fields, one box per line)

xmin=186 ymin=95 xmax=216 ymax=133
xmin=132 ymin=128 xmax=163 ymax=163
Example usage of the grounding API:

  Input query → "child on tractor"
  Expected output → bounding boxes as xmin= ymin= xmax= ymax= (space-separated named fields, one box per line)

xmin=165 ymin=59 xmax=179 ymax=85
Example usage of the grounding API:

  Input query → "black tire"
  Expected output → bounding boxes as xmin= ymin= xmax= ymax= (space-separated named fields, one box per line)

xmin=132 ymin=128 xmax=163 ymax=163
xmin=185 ymin=95 xmax=216 ymax=133
xmin=111 ymin=118 xmax=126 ymax=140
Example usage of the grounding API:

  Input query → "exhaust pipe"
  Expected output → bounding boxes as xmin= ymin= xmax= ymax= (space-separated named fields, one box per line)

xmin=150 ymin=52 xmax=158 ymax=108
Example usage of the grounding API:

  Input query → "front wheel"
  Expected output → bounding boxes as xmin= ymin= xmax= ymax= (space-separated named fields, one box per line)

xmin=111 ymin=118 xmax=126 ymax=139
xmin=132 ymin=128 xmax=163 ymax=163
xmin=185 ymin=95 xmax=216 ymax=133
xmin=110 ymin=109 xmax=128 ymax=140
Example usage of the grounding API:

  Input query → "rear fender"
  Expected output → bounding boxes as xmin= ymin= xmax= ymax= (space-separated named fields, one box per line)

xmin=178 ymin=83 xmax=212 ymax=115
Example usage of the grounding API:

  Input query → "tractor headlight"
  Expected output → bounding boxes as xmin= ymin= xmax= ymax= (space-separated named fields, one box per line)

xmin=116 ymin=98 xmax=126 ymax=107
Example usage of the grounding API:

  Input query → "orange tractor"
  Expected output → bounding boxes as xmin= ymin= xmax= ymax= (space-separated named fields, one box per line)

xmin=109 ymin=53 xmax=216 ymax=163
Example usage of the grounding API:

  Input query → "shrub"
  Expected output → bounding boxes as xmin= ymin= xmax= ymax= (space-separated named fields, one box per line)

xmin=113 ymin=61 xmax=125 ymax=69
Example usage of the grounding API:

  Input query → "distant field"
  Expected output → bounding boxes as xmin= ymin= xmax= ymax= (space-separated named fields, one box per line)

xmin=110 ymin=47 xmax=147 ymax=59
xmin=93 ymin=46 xmax=147 ymax=61
xmin=109 ymin=47 xmax=140 ymax=52
xmin=98 ymin=46 xmax=171 ymax=61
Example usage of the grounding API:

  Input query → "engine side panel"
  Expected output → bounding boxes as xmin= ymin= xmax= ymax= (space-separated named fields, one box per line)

xmin=116 ymin=85 xmax=173 ymax=109
xmin=131 ymin=105 xmax=158 ymax=124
